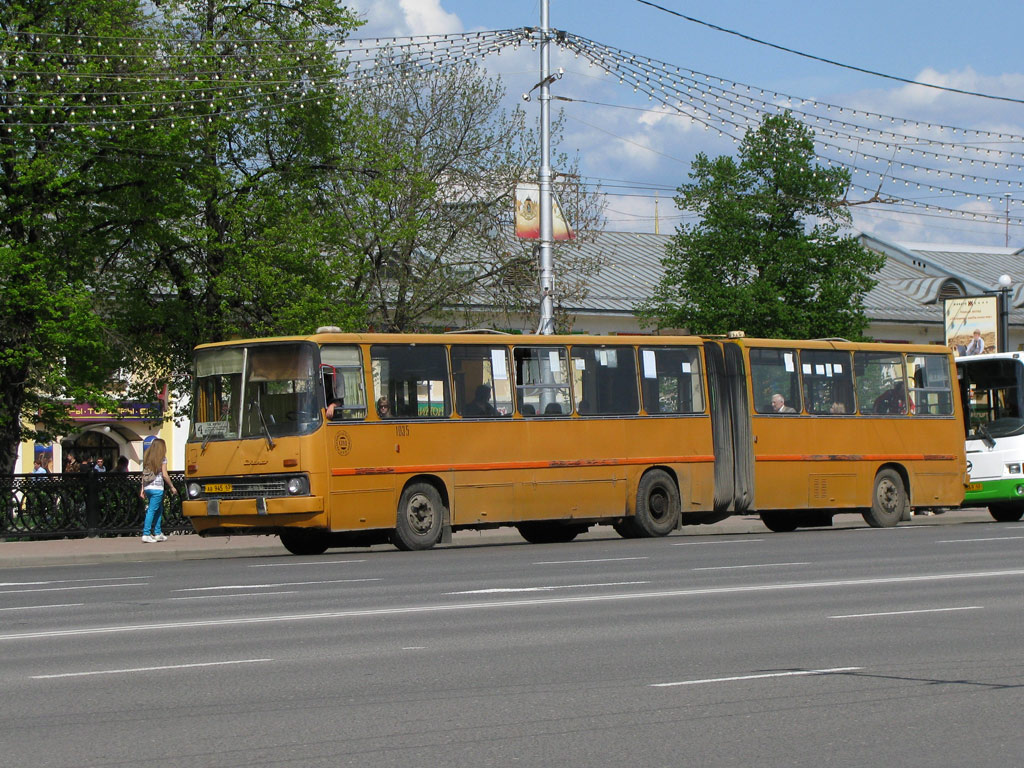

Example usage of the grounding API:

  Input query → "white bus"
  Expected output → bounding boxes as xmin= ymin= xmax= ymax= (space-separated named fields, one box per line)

xmin=957 ymin=351 xmax=1024 ymax=521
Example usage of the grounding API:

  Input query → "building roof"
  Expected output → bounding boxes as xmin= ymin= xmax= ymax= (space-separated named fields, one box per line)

xmin=548 ymin=230 xmax=1024 ymax=327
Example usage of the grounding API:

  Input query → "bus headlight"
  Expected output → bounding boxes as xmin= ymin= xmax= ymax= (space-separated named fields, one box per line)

xmin=187 ymin=482 xmax=202 ymax=499
xmin=1007 ymin=463 xmax=1022 ymax=475
xmin=286 ymin=476 xmax=308 ymax=495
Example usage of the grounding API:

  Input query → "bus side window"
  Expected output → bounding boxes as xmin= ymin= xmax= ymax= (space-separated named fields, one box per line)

xmin=320 ymin=346 xmax=367 ymax=421
xmin=749 ymin=348 xmax=801 ymax=414
xmin=639 ymin=346 xmax=705 ymax=414
xmin=569 ymin=346 xmax=639 ymax=415
xmin=370 ymin=344 xmax=451 ymax=419
xmin=907 ymin=353 xmax=954 ymax=416
xmin=451 ymin=346 xmax=513 ymax=418
xmin=513 ymin=346 xmax=572 ymax=416
xmin=800 ymin=350 xmax=855 ymax=414
xmin=855 ymin=352 xmax=907 ymax=415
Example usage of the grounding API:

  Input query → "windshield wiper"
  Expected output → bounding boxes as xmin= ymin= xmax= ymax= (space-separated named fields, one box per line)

xmin=248 ymin=399 xmax=276 ymax=450
xmin=976 ymin=421 xmax=997 ymax=449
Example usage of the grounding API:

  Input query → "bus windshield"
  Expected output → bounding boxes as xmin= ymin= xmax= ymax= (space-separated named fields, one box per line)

xmin=959 ymin=356 xmax=1024 ymax=440
xmin=191 ymin=343 xmax=321 ymax=443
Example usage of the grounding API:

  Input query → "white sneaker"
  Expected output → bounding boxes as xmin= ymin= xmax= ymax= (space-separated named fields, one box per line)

xmin=154 ymin=534 xmax=168 ymax=542
xmin=141 ymin=535 xmax=156 ymax=543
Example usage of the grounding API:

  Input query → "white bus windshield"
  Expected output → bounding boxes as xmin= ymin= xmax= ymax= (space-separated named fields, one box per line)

xmin=959 ymin=356 xmax=1024 ymax=440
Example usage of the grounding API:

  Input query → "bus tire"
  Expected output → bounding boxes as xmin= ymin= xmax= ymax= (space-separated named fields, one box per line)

xmin=516 ymin=522 xmax=586 ymax=544
xmin=393 ymin=482 xmax=445 ymax=551
xmin=760 ymin=511 xmax=798 ymax=532
xmin=279 ymin=530 xmax=330 ymax=556
xmin=989 ymin=503 xmax=1024 ymax=522
xmin=863 ymin=469 xmax=906 ymax=528
xmin=633 ymin=469 xmax=681 ymax=537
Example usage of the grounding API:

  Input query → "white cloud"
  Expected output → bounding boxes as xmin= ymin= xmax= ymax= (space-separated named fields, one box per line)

xmin=347 ymin=0 xmax=463 ymax=38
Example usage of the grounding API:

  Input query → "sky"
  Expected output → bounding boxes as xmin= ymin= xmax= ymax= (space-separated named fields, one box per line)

xmin=343 ymin=0 xmax=1024 ymax=249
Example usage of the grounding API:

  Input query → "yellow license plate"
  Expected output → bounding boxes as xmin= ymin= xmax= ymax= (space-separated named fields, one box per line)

xmin=966 ymin=482 xmax=983 ymax=492
xmin=204 ymin=483 xmax=233 ymax=493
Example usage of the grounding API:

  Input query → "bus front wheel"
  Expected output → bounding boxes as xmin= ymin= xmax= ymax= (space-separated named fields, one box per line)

xmin=629 ymin=469 xmax=681 ymax=537
xmin=989 ymin=503 xmax=1024 ymax=522
xmin=393 ymin=482 xmax=445 ymax=551
xmin=279 ymin=529 xmax=330 ymax=556
xmin=863 ymin=469 xmax=906 ymax=528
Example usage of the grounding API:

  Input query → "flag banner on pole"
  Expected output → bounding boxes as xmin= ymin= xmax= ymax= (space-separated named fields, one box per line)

xmin=514 ymin=183 xmax=575 ymax=240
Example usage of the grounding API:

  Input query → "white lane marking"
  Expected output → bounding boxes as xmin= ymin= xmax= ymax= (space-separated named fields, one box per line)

xmin=32 ymin=658 xmax=273 ymax=680
xmin=249 ymin=560 xmax=367 ymax=568
xmin=448 ymin=581 xmax=649 ymax=595
xmin=5 ymin=568 xmax=1024 ymax=642
xmin=0 ymin=583 xmax=147 ymax=595
xmin=937 ymin=536 xmax=1024 ymax=543
xmin=830 ymin=606 xmax=983 ymax=619
xmin=0 ymin=576 xmax=149 ymax=587
xmin=0 ymin=603 xmax=85 ymax=612
xmin=651 ymin=667 xmax=862 ymax=688
xmin=692 ymin=562 xmax=810 ymax=571
xmin=533 ymin=556 xmax=649 ymax=565
xmin=670 ymin=539 xmax=764 ymax=546
xmin=173 ymin=578 xmax=379 ymax=592
xmin=402 ymin=646 xmax=426 ymax=650
xmin=169 ymin=591 xmax=299 ymax=601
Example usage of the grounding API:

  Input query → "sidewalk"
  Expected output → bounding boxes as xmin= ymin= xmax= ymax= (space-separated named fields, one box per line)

xmin=0 ymin=508 xmax=997 ymax=568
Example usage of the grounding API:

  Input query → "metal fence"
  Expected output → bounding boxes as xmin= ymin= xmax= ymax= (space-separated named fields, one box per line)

xmin=2 ymin=472 xmax=192 ymax=540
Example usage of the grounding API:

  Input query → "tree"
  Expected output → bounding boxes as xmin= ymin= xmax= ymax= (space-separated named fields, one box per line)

xmin=0 ymin=0 xmax=157 ymax=476
xmin=101 ymin=0 xmax=370 ymax=406
xmin=339 ymin=55 xmax=606 ymax=332
xmin=638 ymin=112 xmax=884 ymax=339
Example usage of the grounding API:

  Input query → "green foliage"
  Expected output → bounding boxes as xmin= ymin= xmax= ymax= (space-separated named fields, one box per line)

xmin=638 ymin=113 xmax=884 ymax=340
xmin=0 ymin=0 xmax=154 ymax=474
xmin=99 ymin=0 xmax=372 ymax=406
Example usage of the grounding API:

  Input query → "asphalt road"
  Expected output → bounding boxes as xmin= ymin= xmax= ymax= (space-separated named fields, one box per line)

xmin=2 ymin=520 xmax=1023 ymax=768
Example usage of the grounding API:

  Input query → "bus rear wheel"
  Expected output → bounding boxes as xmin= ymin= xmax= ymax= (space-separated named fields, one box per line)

xmin=393 ymin=482 xmax=445 ymax=551
xmin=279 ymin=529 xmax=330 ymax=556
xmin=760 ymin=511 xmax=798 ymax=533
xmin=863 ymin=469 xmax=906 ymax=528
xmin=989 ymin=503 xmax=1024 ymax=522
xmin=516 ymin=522 xmax=587 ymax=544
xmin=628 ymin=469 xmax=681 ymax=537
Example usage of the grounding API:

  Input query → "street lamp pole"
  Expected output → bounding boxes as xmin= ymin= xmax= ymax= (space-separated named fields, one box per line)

xmin=998 ymin=273 xmax=1012 ymax=353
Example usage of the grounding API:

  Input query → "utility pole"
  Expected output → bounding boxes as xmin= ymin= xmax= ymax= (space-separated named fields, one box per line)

xmin=536 ymin=0 xmax=555 ymax=335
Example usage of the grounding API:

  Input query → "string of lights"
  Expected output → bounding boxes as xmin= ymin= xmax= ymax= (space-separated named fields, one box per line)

xmin=555 ymin=32 xmax=1024 ymax=219
xmin=3 ymin=24 xmax=1021 ymax=230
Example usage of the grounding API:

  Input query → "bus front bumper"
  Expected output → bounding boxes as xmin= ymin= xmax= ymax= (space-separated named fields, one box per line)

xmin=964 ymin=478 xmax=1024 ymax=505
xmin=183 ymin=496 xmax=324 ymax=518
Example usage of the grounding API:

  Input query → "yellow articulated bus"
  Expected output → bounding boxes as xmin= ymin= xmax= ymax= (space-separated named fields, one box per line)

xmin=182 ymin=331 xmax=967 ymax=554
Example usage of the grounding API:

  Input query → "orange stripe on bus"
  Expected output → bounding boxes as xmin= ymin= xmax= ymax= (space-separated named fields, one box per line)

xmin=330 ymin=456 xmax=715 ymax=477
xmin=756 ymin=454 xmax=957 ymax=462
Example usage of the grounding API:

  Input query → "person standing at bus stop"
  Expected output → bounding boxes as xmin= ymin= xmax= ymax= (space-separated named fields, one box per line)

xmin=139 ymin=438 xmax=177 ymax=543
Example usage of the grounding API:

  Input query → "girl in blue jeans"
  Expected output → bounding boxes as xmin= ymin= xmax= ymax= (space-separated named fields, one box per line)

xmin=139 ymin=438 xmax=178 ymax=542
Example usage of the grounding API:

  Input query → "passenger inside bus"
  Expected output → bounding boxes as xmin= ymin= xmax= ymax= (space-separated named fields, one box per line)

xmin=463 ymin=384 xmax=497 ymax=417
xmin=873 ymin=381 xmax=908 ymax=414
xmin=376 ymin=397 xmax=392 ymax=418
xmin=770 ymin=393 xmax=796 ymax=413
